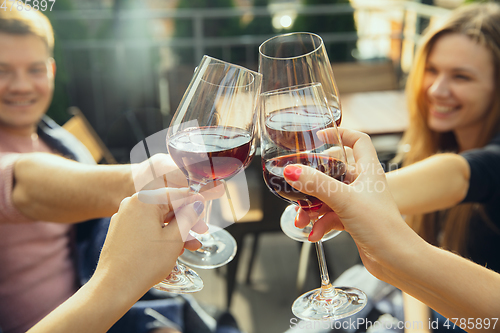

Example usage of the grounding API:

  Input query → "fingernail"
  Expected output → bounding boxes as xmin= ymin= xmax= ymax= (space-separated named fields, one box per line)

xmin=308 ymin=230 xmax=315 ymax=242
xmin=284 ymin=165 xmax=302 ymax=181
xmin=293 ymin=213 xmax=299 ymax=228
xmin=193 ymin=201 xmax=204 ymax=215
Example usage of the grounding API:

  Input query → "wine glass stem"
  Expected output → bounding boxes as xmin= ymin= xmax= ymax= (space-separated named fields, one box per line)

xmin=193 ymin=200 xmax=219 ymax=253
xmin=315 ymin=240 xmax=336 ymax=298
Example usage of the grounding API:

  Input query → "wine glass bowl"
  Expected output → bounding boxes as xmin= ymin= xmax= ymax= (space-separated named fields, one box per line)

xmin=259 ymin=82 xmax=366 ymax=320
xmin=260 ymin=83 xmax=343 ymax=242
xmin=168 ymin=61 xmax=260 ymax=192
xmin=259 ymin=32 xmax=342 ymax=126
xmin=259 ymin=32 xmax=345 ymax=243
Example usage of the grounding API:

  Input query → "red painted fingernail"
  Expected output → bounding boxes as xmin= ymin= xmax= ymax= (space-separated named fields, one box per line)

xmin=308 ymin=230 xmax=315 ymax=241
xmin=294 ymin=214 xmax=299 ymax=227
xmin=284 ymin=165 xmax=302 ymax=181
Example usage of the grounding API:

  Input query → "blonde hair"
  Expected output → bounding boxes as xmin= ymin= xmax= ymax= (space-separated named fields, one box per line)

xmin=397 ymin=3 xmax=500 ymax=256
xmin=0 ymin=1 xmax=54 ymax=54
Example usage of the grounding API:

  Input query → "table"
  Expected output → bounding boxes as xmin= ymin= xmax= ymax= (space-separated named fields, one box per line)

xmin=340 ymin=90 xmax=409 ymax=135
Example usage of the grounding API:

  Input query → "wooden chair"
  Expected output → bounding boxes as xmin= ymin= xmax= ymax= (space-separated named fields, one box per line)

xmin=62 ymin=107 xmax=116 ymax=164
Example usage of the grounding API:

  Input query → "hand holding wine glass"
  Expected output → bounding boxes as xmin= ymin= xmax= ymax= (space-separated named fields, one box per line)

xmin=282 ymin=127 xmax=405 ymax=278
xmin=259 ymin=32 xmax=344 ymax=241
xmin=260 ymin=83 xmax=366 ymax=320
xmin=158 ymin=55 xmax=262 ymax=293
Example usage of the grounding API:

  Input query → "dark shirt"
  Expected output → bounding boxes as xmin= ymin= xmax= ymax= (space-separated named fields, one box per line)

xmin=460 ymin=132 xmax=500 ymax=272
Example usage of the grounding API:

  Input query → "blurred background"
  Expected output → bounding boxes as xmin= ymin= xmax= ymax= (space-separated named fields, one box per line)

xmin=46 ymin=0 xmax=471 ymax=162
xmin=43 ymin=0 xmax=480 ymax=332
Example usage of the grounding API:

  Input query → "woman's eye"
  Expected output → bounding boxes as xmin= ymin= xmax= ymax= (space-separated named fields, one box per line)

xmin=455 ymin=74 xmax=470 ymax=81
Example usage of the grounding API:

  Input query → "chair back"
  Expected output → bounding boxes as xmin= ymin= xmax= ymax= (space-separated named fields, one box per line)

xmin=62 ymin=107 xmax=116 ymax=164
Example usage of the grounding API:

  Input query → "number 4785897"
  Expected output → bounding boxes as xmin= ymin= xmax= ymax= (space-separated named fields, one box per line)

xmin=1 ymin=0 xmax=56 ymax=11
xmin=444 ymin=318 xmax=498 ymax=330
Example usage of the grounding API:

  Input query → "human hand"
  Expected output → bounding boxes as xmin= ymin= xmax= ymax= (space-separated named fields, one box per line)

xmin=131 ymin=153 xmax=225 ymax=202
xmin=94 ymin=188 xmax=206 ymax=295
xmin=283 ymin=128 xmax=412 ymax=276
xmin=292 ymin=130 xmax=371 ymax=241
xmin=131 ymin=153 xmax=188 ymax=192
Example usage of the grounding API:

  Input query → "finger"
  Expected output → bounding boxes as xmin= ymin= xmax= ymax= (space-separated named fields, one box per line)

xmin=151 ymin=153 xmax=188 ymax=187
xmin=184 ymin=239 xmax=202 ymax=251
xmin=294 ymin=204 xmax=332 ymax=228
xmin=199 ymin=181 xmax=225 ymax=201
xmin=137 ymin=188 xmax=203 ymax=218
xmin=321 ymin=146 xmax=347 ymax=163
xmin=191 ymin=219 xmax=209 ymax=234
xmin=309 ymin=212 xmax=344 ymax=242
xmin=294 ymin=208 xmax=310 ymax=229
xmin=337 ymin=129 xmax=380 ymax=168
xmin=130 ymin=153 xmax=188 ymax=192
xmin=344 ymin=147 xmax=355 ymax=165
xmin=164 ymin=200 xmax=205 ymax=242
xmin=318 ymin=128 xmax=378 ymax=166
xmin=344 ymin=164 xmax=360 ymax=185
xmin=283 ymin=164 xmax=350 ymax=212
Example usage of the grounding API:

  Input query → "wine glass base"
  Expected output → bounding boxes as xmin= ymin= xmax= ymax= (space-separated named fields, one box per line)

xmin=153 ymin=263 xmax=203 ymax=294
xmin=281 ymin=205 xmax=340 ymax=243
xmin=292 ymin=286 xmax=367 ymax=321
xmin=178 ymin=225 xmax=237 ymax=269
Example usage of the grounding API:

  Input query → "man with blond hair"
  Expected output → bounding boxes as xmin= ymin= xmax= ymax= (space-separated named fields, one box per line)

xmin=0 ymin=2 xmax=243 ymax=331
xmin=0 ymin=4 xmax=143 ymax=332
xmin=0 ymin=3 xmax=213 ymax=333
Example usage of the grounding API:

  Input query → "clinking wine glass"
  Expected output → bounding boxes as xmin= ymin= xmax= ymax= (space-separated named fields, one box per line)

xmin=155 ymin=55 xmax=262 ymax=293
xmin=178 ymin=138 xmax=256 ymax=269
xmin=260 ymin=83 xmax=366 ymax=320
xmin=259 ymin=32 xmax=343 ymax=242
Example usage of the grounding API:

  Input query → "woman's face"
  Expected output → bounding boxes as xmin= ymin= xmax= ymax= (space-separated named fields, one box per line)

xmin=423 ymin=33 xmax=495 ymax=136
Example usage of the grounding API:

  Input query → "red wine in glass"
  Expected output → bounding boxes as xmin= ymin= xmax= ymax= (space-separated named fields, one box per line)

xmin=263 ymin=153 xmax=346 ymax=211
xmin=168 ymin=126 xmax=252 ymax=185
xmin=265 ymin=105 xmax=337 ymax=151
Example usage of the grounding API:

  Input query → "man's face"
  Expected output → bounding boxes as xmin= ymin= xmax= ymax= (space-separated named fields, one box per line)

xmin=0 ymin=33 xmax=55 ymax=135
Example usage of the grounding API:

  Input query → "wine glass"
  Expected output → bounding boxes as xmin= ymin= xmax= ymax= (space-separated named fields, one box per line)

xmin=260 ymin=83 xmax=366 ymax=320
xmin=178 ymin=135 xmax=257 ymax=269
xmin=259 ymin=32 xmax=343 ymax=242
xmin=155 ymin=55 xmax=262 ymax=292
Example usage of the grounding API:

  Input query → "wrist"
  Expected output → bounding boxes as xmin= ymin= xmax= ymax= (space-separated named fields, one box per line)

xmin=373 ymin=219 xmax=430 ymax=285
xmin=90 ymin=264 xmax=148 ymax=310
xmin=102 ymin=164 xmax=136 ymax=213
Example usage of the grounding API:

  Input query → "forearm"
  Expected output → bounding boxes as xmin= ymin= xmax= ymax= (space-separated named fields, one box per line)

xmin=12 ymin=153 xmax=135 ymax=223
xmin=381 ymin=235 xmax=500 ymax=331
xmin=386 ymin=154 xmax=470 ymax=215
xmin=403 ymin=292 xmax=431 ymax=333
xmin=27 ymin=270 xmax=145 ymax=333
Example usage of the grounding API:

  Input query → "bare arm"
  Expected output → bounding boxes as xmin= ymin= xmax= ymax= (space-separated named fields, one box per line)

xmin=10 ymin=153 xmax=135 ymax=223
xmin=27 ymin=189 xmax=204 ymax=333
xmin=284 ymin=129 xmax=500 ymax=331
xmin=403 ymin=293 xmax=431 ymax=333
xmin=386 ymin=153 xmax=470 ymax=215
xmin=383 ymin=235 xmax=500 ymax=329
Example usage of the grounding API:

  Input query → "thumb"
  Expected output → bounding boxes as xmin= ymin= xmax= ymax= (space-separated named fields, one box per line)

xmin=283 ymin=164 xmax=350 ymax=214
xmin=163 ymin=200 xmax=205 ymax=242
